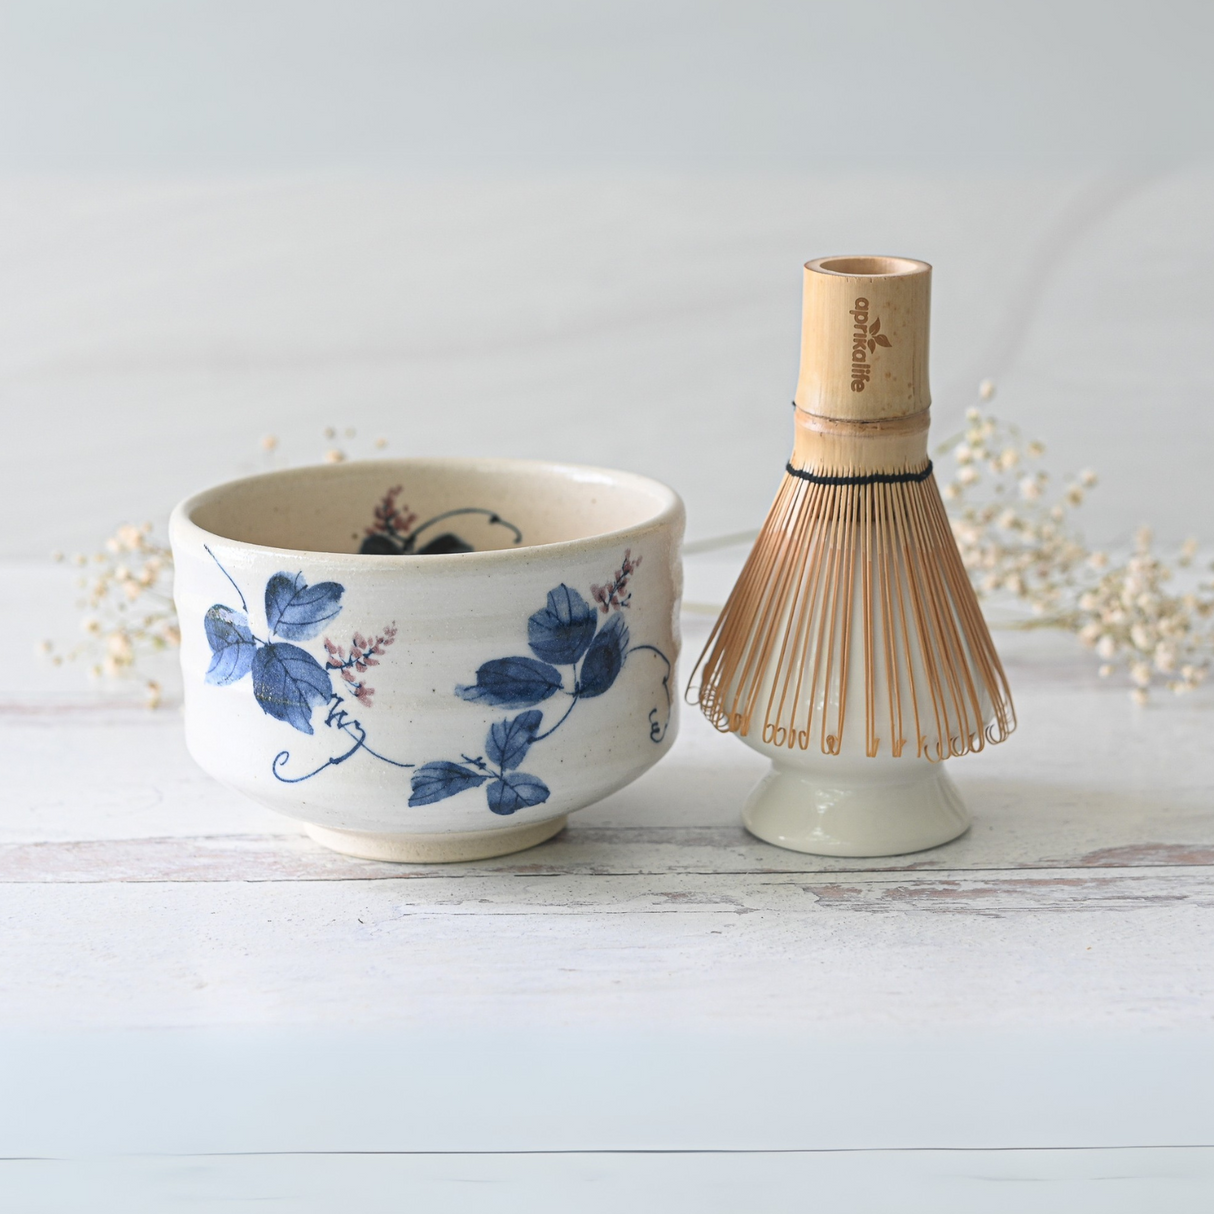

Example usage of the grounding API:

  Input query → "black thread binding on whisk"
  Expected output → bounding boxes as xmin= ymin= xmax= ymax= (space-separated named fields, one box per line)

xmin=784 ymin=460 xmax=934 ymax=486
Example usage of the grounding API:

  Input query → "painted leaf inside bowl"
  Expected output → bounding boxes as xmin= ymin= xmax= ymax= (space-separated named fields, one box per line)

xmin=527 ymin=585 xmax=597 ymax=665
xmin=409 ymin=761 xmax=491 ymax=806
xmin=251 ymin=642 xmax=333 ymax=734
xmin=416 ymin=533 xmax=474 ymax=555
xmin=486 ymin=772 xmax=550 ymax=815
xmin=456 ymin=656 xmax=563 ymax=708
xmin=203 ymin=604 xmax=257 ymax=686
xmin=265 ymin=572 xmax=345 ymax=641
xmin=486 ymin=710 xmax=543 ymax=771
xmin=577 ymin=613 xmax=629 ymax=698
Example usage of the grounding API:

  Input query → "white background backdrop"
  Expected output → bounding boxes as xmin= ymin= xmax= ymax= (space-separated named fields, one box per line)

xmin=0 ymin=0 xmax=1211 ymax=561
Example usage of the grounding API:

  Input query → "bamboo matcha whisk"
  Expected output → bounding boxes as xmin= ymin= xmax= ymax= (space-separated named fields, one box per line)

xmin=689 ymin=256 xmax=1014 ymax=857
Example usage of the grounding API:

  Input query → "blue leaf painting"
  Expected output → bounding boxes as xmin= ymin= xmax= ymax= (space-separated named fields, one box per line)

xmin=486 ymin=771 xmax=551 ymax=815
xmin=409 ymin=761 xmax=491 ymax=806
xmin=456 ymin=656 xmax=563 ymax=708
xmin=527 ymin=585 xmax=597 ymax=665
xmin=485 ymin=709 xmax=543 ymax=771
xmin=265 ymin=572 xmax=345 ymax=641
xmin=203 ymin=604 xmax=257 ymax=686
xmin=577 ymin=612 xmax=630 ymax=698
xmin=251 ymin=642 xmax=333 ymax=733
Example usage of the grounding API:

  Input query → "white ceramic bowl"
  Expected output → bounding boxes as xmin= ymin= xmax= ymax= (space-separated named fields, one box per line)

xmin=170 ymin=458 xmax=684 ymax=862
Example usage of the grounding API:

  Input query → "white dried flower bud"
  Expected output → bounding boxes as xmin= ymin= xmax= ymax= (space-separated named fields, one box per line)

xmin=958 ymin=466 xmax=979 ymax=485
xmin=999 ymin=447 xmax=1019 ymax=470
xmin=978 ymin=379 xmax=996 ymax=401
xmin=1130 ymin=661 xmax=1152 ymax=687
xmin=1130 ymin=624 xmax=1154 ymax=651
xmin=1019 ymin=477 xmax=1041 ymax=502
xmin=1026 ymin=441 xmax=1045 ymax=458
xmin=943 ymin=484 xmax=960 ymax=500
xmin=954 ymin=444 xmax=972 ymax=464
xmin=1131 ymin=687 xmax=1149 ymax=706
xmin=966 ymin=407 xmax=982 ymax=422
xmin=1097 ymin=635 xmax=1118 ymax=659
xmin=324 ymin=449 xmax=346 ymax=464
xmin=1098 ymin=663 xmax=1114 ymax=678
xmin=1079 ymin=623 xmax=1102 ymax=646
xmin=374 ymin=437 xmax=388 ymax=449
xmin=1134 ymin=525 xmax=1152 ymax=552
xmin=1079 ymin=469 xmax=1097 ymax=487
xmin=323 ymin=426 xmax=336 ymax=439
xmin=106 ymin=632 xmax=134 ymax=662
xmin=261 ymin=434 xmax=278 ymax=451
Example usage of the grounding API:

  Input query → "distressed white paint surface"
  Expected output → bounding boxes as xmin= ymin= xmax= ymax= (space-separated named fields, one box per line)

xmin=4 ymin=594 xmax=1214 ymax=1038
xmin=4 ymin=587 xmax=1214 ymax=1060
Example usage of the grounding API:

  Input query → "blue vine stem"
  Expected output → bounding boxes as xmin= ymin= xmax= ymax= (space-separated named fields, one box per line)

xmin=204 ymin=543 xmax=248 ymax=613
xmin=272 ymin=695 xmax=415 ymax=783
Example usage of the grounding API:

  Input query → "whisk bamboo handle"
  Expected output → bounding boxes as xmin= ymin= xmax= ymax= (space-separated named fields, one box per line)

xmin=794 ymin=256 xmax=932 ymax=423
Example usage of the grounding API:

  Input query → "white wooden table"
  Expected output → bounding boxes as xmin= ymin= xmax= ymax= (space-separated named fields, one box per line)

xmin=4 ymin=578 xmax=1214 ymax=1210
xmin=2 ymin=170 xmax=1213 ymax=1210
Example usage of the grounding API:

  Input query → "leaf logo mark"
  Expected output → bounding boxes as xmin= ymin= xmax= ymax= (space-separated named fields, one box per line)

xmin=866 ymin=316 xmax=893 ymax=353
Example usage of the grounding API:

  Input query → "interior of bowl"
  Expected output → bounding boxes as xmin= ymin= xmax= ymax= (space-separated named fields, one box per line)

xmin=184 ymin=458 xmax=678 ymax=556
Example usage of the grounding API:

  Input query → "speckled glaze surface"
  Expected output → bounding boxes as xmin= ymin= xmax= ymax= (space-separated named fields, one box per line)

xmin=170 ymin=458 xmax=683 ymax=861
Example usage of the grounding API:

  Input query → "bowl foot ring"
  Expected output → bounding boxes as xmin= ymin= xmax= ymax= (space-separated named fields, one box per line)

xmin=304 ymin=815 xmax=569 ymax=863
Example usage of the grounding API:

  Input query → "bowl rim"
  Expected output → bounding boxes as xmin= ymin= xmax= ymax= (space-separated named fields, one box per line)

xmin=170 ymin=456 xmax=685 ymax=566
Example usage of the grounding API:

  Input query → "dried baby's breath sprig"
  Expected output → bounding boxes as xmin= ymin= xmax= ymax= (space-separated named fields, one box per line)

xmin=1074 ymin=526 xmax=1212 ymax=705
xmin=938 ymin=384 xmax=1214 ymax=702
xmin=41 ymin=522 xmax=179 ymax=705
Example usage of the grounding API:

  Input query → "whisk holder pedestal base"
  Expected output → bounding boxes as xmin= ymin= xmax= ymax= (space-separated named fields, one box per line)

xmin=742 ymin=755 xmax=970 ymax=857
